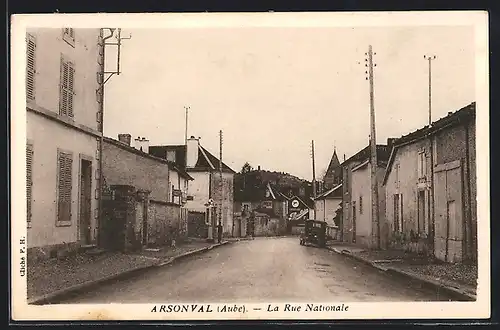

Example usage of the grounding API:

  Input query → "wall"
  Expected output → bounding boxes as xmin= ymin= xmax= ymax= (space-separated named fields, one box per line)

xmin=351 ymin=164 xmax=372 ymax=247
xmin=27 ymin=28 xmax=101 ymax=131
xmin=27 ymin=108 xmax=99 ymax=250
xmin=102 ymin=140 xmax=170 ymax=202
xmin=433 ymin=121 xmax=476 ymax=262
xmin=314 ymin=198 xmax=341 ymax=226
xmin=210 ymin=171 xmax=235 ymax=236
xmin=26 ymin=28 xmax=101 ymax=255
xmin=185 ymin=171 xmax=211 ymax=212
xmin=385 ymin=139 xmax=432 ymax=254
xmin=147 ymin=201 xmax=182 ymax=247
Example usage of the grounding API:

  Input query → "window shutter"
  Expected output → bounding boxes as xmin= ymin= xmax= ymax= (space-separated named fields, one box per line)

xmin=26 ymin=34 xmax=36 ymax=101
xmin=59 ymin=57 xmax=68 ymax=116
xmin=57 ymin=152 xmax=73 ymax=222
xmin=26 ymin=144 xmax=34 ymax=222
xmin=67 ymin=62 xmax=75 ymax=117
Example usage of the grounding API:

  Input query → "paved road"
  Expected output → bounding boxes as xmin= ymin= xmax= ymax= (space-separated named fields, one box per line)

xmin=63 ymin=237 xmax=456 ymax=303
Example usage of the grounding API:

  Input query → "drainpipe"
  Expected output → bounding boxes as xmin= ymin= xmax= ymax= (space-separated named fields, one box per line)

xmin=97 ymin=28 xmax=115 ymax=247
xmin=464 ymin=120 xmax=473 ymax=262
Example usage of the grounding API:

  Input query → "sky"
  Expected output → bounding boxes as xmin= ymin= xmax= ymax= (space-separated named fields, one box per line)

xmin=102 ymin=25 xmax=475 ymax=180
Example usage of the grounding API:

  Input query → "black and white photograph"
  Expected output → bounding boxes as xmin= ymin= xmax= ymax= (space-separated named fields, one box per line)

xmin=11 ymin=12 xmax=489 ymax=321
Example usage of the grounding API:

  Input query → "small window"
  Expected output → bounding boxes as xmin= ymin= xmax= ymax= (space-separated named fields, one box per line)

xmin=57 ymin=151 xmax=73 ymax=224
xmin=166 ymin=150 xmax=176 ymax=162
xmin=26 ymin=143 xmax=34 ymax=224
xmin=359 ymin=196 xmax=363 ymax=214
xmin=26 ymin=33 xmax=36 ymax=101
xmin=59 ymin=55 xmax=76 ymax=118
xmin=62 ymin=28 xmax=75 ymax=46
xmin=417 ymin=151 xmax=427 ymax=179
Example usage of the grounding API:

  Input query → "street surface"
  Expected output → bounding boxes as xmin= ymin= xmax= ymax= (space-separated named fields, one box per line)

xmin=62 ymin=237 xmax=456 ymax=303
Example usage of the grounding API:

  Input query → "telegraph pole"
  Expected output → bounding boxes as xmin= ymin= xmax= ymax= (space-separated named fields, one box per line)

xmin=184 ymin=106 xmax=190 ymax=145
xmin=424 ymin=54 xmax=437 ymax=248
xmin=365 ymin=45 xmax=381 ymax=249
xmin=311 ymin=140 xmax=317 ymax=220
xmin=219 ymin=130 xmax=224 ymax=239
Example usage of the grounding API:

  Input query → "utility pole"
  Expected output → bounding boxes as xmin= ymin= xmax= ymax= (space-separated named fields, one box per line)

xmin=184 ymin=106 xmax=190 ymax=145
xmin=311 ymin=140 xmax=317 ymax=220
xmin=219 ymin=130 xmax=224 ymax=239
xmin=365 ymin=45 xmax=380 ymax=249
xmin=424 ymin=54 xmax=437 ymax=249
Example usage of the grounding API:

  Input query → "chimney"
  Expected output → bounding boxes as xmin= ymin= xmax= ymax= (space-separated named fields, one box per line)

xmin=118 ymin=134 xmax=131 ymax=146
xmin=186 ymin=136 xmax=199 ymax=168
xmin=258 ymin=165 xmax=261 ymax=171
xmin=387 ymin=138 xmax=396 ymax=149
xmin=343 ymin=154 xmax=346 ymax=162
xmin=134 ymin=136 xmax=150 ymax=153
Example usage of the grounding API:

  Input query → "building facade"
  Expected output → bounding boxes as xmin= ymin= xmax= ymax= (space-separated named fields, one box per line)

xmin=341 ymin=144 xmax=390 ymax=248
xmin=314 ymin=184 xmax=342 ymax=227
xmin=149 ymin=136 xmax=236 ymax=237
xmin=101 ymin=135 xmax=193 ymax=249
xmin=26 ymin=28 xmax=104 ymax=259
xmin=383 ymin=103 xmax=476 ymax=263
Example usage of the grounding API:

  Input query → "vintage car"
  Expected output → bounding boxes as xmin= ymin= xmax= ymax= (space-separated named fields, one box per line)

xmin=299 ymin=219 xmax=327 ymax=248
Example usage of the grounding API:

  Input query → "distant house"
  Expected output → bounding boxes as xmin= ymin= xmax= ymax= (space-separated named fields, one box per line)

xmin=341 ymin=144 xmax=391 ymax=248
xmin=149 ymin=136 xmax=236 ymax=237
xmin=322 ymin=149 xmax=342 ymax=191
xmin=314 ymin=183 xmax=342 ymax=227
xmin=383 ymin=102 xmax=476 ymax=263
xmin=100 ymin=135 xmax=193 ymax=250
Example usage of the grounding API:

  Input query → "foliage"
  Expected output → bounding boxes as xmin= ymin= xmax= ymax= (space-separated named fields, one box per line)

xmin=240 ymin=162 xmax=254 ymax=174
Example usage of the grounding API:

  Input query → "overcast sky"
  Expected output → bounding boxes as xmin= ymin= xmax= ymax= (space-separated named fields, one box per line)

xmin=103 ymin=25 xmax=475 ymax=180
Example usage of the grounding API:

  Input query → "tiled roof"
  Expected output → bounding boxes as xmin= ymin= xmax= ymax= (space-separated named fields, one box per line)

xmin=315 ymin=184 xmax=342 ymax=200
xmin=382 ymin=102 xmax=476 ymax=185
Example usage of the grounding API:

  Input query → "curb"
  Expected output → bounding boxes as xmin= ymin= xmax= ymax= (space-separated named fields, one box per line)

xmin=327 ymin=247 xmax=476 ymax=301
xmin=156 ymin=241 xmax=230 ymax=267
xmin=28 ymin=241 xmax=231 ymax=305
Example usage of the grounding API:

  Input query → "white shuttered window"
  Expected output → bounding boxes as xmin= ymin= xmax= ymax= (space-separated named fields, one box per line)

xmin=26 ymin=34 xmax=36 ymax=100
xmin=57 ymin=151 xmax=73 ymax=223
xmin=59 ymin=56 xmax=75 ymax=118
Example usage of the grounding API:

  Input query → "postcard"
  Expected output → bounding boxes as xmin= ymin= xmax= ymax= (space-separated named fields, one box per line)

xmin=11 ymin=11 xmax=490 ymax=321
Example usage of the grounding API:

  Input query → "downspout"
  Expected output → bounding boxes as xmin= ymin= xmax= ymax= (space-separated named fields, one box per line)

xmin=97 ymin=28 xmax=114 ymax=246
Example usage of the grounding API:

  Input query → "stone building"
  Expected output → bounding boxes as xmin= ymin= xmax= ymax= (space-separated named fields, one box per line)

xmin=149 ymin=136 xmax=236 ymax=237
xmin=100 ymin=135 xmax=193 ymax=250
xmin=383 ymin=102 xmax=476 ymax=263
xmin=26 ymin=28 xmax=104 ymax=259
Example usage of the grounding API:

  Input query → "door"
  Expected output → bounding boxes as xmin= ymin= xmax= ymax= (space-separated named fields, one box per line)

xmin=79 ymin=159 xmax=92 ymax=245
xmin=417 ymin=190 xmax=427 ymax=234
xmin=434 ymin=160 xmax=463 ymax=263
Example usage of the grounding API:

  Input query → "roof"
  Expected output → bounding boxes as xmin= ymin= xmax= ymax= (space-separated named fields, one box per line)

xmin=382 ymin=102 xmax=475 ymax=185
xmin=315 ymin=184 xmax=342 ymax=200
xmin=340 ymin=144 xmax=391 ymax=167
xmin=149 ymin=144 xmax=236 ymax=174
xmin=323 ymin=149 xmax=341 ymax=180
xmin=103 ymin=137 xmax=193 ymax=180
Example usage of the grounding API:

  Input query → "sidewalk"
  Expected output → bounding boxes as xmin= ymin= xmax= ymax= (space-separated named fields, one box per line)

xmin=27 ymin=238 xmax=230 ymax=304
xmin=328 ymin=242 xmax=477 ymax=301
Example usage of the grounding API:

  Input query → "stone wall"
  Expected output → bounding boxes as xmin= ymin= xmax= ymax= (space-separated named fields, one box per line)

xmin=210 ymin=172 xmax=235 ymax=236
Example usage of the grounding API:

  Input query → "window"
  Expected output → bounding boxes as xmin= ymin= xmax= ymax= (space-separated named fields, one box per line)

xmin=26 ymin=143 xmax=34 ymax=224
xmin=166 ymin=150 xmax=176 ymax=162
xmin=395 ymin=164 xmax=400 ymax=189
xmin=359 ymin=196 xmax=363 ymax=214
xmin=59 ymin=56 xmax=75 ymax=118
xmin=26 ymin=33 xmax=36 ymax=101
xmin=57 ymin=151 xmax=73 ymax=224
xmin=417 ymin=151 xmax=427 ymax=179
xmin=172 ymin=184 xmax=175 ymax=203
xmin=62 ymin=28 xmax=75 ymax=46
xmin=393 ymin=194 xmax=403 ymax=232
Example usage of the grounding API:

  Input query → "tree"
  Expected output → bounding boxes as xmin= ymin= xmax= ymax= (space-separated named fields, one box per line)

xmin=240 ymin=162 xmax=254 ymax=174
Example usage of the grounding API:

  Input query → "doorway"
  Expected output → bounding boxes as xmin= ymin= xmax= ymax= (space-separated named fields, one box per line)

xmin=79 ymin=159 xmax=92 ymax=245
xmin=417 ymin=190 xmax=427 ymax=234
